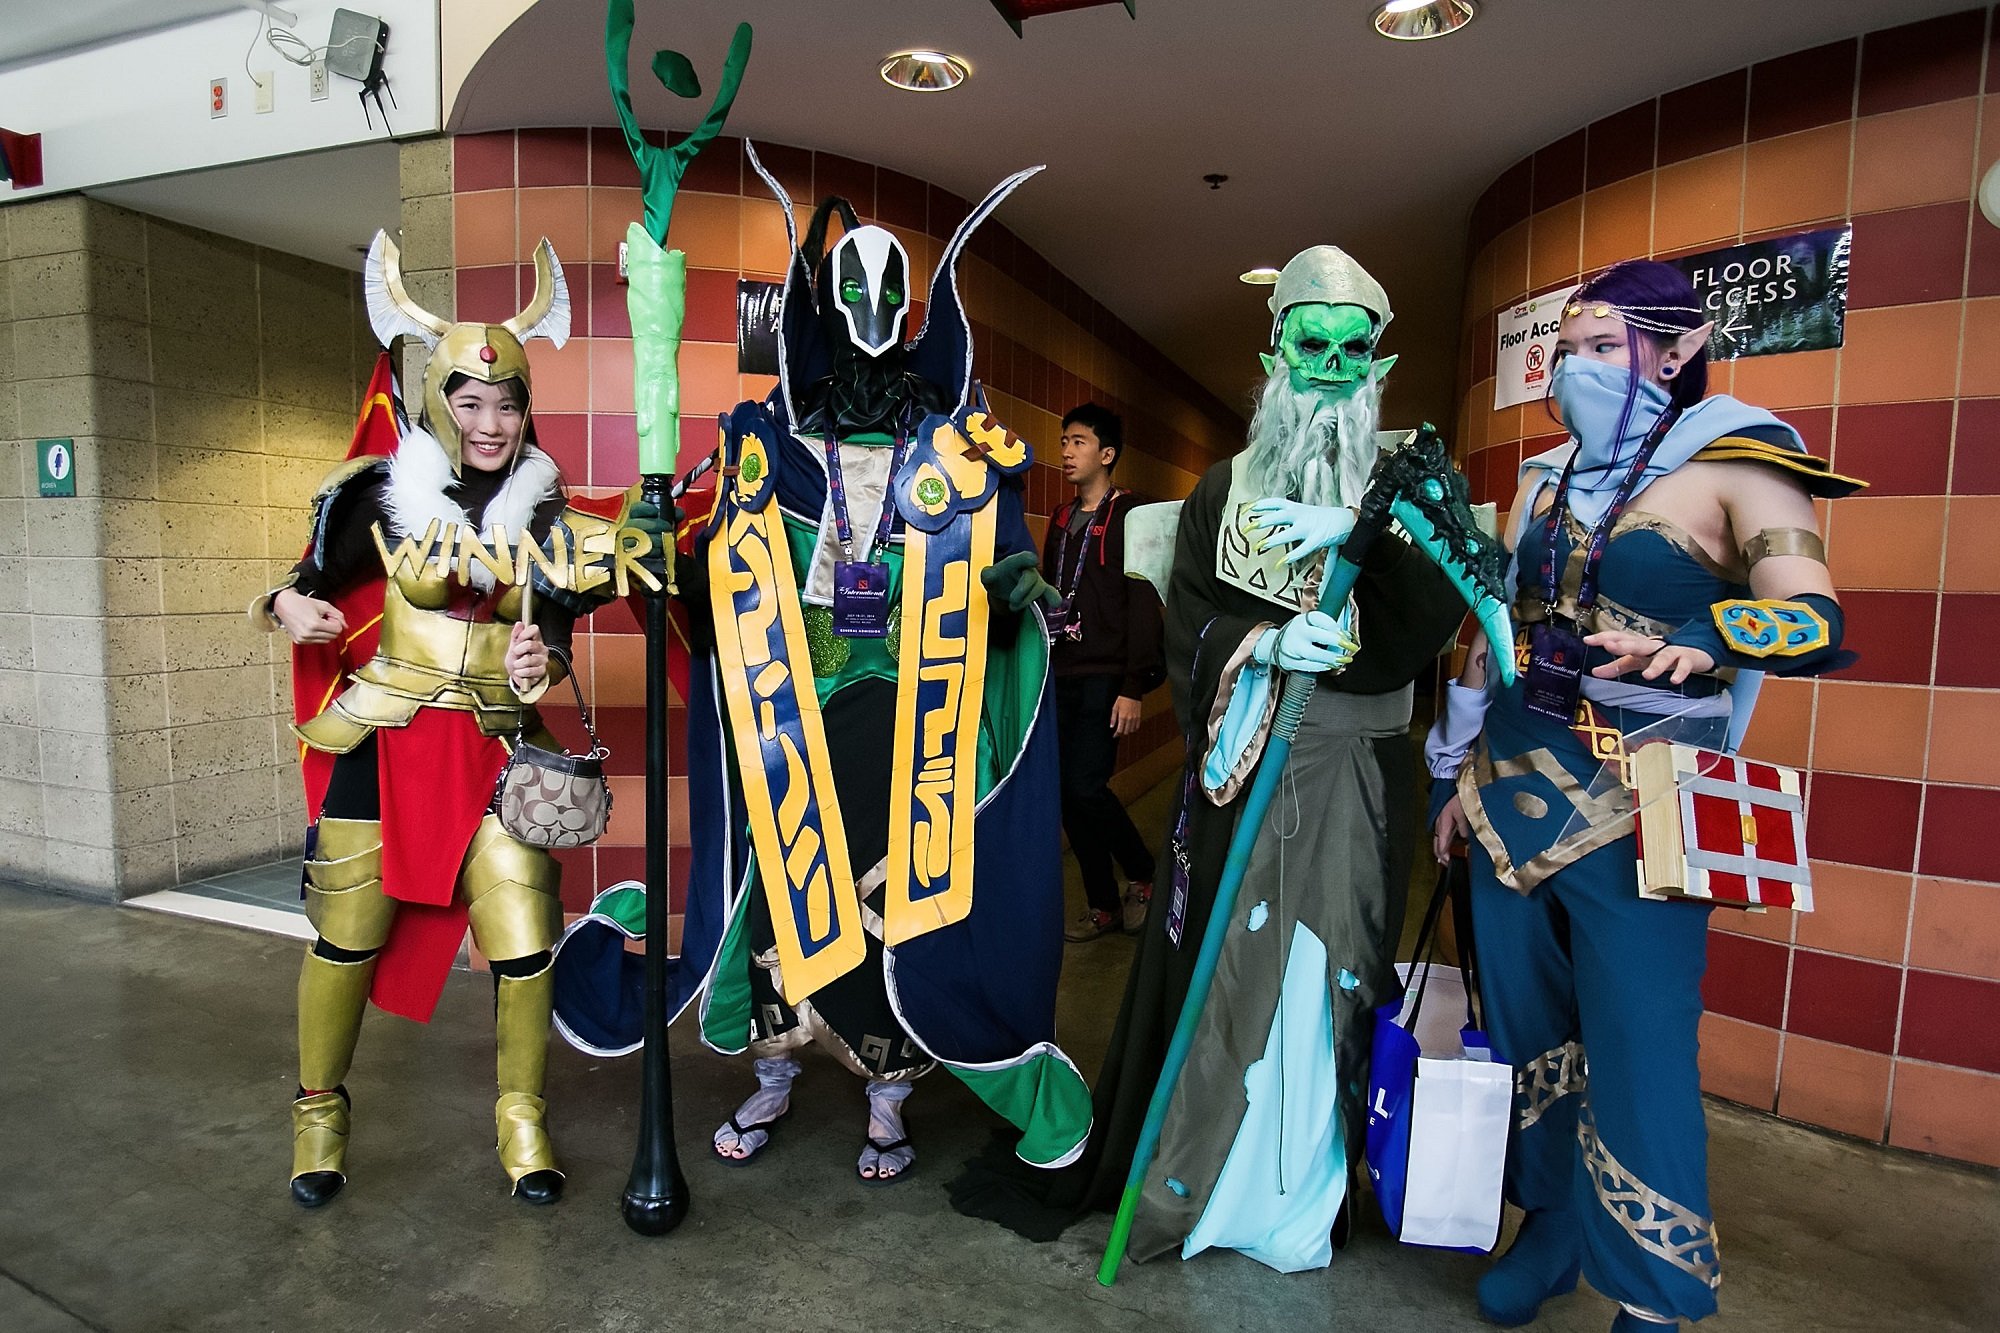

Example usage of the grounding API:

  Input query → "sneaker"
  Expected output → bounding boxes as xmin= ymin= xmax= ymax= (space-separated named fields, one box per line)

xmin=1065 ymin=908 xmax=1116 ymax=942
xmin=1122 ymin=881 xmax=1153 ymax=934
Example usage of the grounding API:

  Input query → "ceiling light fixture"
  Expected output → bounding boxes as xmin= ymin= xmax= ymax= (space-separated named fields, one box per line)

xmin=1372 ymin=0 xmax=1478 ymax=41
xmin=880 ymin=50 xmax=971 ymax=92
xmin=1239 ymin=267 xmax=1281 ymax=285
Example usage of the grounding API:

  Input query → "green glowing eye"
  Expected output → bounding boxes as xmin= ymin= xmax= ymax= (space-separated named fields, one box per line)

xmin=885 ymin=287 xmax=904 ymax=307
xmin=841 ymin=278 xmax=864 ymax=303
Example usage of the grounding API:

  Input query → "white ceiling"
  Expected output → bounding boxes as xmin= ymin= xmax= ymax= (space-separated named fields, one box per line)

xmin=22 ymin=0 xmax=1980 ymax=427
xmin=454 ymin=0 xmax=1980 ymax=423
xmin=90 ymin=141 xmax=401 ymax=270
xmin=0 ymin=0 xmax=249 ymax=69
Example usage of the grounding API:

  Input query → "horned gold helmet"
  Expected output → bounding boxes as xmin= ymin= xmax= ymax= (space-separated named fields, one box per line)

xmin=362 ymin=229 xmax=572 ymax=474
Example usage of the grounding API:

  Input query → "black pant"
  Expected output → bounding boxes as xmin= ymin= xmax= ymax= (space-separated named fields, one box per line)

xmin=1054 ymin=674 xmax=1155 ymax=915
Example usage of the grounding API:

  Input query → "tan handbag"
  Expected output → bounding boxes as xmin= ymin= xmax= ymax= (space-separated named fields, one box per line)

xmin=494 ymin=649 xmax=613 ymax=848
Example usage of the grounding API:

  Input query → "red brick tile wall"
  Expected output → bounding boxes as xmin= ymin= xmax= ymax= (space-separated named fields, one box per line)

xmin=448 ymin=129 xmax=1239 ymax=925
xmin=1453 ymin=6 xmax=2000 ymax=1166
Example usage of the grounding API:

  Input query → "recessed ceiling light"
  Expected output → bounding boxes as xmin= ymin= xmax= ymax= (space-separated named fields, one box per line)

xmin=1240 ymin=267 xmax=1281 ymax=285
xmin=880 ymin=50 xmax=971 ymax=92
xmin=1372 ymin=0 xmax=1478 ymax=41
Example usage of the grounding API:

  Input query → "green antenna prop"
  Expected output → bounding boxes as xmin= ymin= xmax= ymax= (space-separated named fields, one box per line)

xmin=604 ymin=1 xmax=752 ymax=1238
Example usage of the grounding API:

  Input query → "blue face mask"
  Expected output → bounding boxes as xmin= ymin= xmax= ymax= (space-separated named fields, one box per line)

xmin=1549 ymin=354 xmax=1671 ymax=473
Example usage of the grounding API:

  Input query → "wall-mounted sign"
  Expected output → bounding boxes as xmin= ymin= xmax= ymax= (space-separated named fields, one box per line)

xmin=737 ymin=279 xmax=783 ymax=376
xmin=1669 ymin=226 xmax=1850 ymax=361
xmin=1493 ymin=284 xmax=1578 ymax=410
xmin=36 ymin=439 xmax=75 ymax=498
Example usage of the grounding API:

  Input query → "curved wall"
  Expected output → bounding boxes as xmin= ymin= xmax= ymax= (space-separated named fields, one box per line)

xmin=440 ymin=127 xmax=1246 ymax=924
xmin=1452 ymin=7 xmax=2000 ymax=1166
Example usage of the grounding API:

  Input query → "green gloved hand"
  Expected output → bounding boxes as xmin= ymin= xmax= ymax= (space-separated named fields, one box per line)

xmin=981 ymin=550 xmax=1061 ymax=614
xmin=625 ymin=499 xmax=680 ymax=586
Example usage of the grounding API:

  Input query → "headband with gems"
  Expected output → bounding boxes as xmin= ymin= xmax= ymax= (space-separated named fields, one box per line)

xmin=1564 ymin=299 xmax=1704 ymax=337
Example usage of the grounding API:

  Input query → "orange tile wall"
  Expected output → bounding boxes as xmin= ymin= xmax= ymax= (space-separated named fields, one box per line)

xmin=449 ymin=129 xmax=1243 ymax=926
xmin=1453 ymin=7 xmax=2000 ymax=1165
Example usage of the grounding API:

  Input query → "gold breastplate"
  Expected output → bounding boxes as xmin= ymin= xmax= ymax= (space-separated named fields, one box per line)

xmin=293 ymin=553 xmax=538 ymax=755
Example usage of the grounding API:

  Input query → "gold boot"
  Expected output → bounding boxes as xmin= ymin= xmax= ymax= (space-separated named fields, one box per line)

xmin=495 ymin=959 xmax=563 ymax=1203
xmin=290 ymin=1088 xmax=351 ymax=1207
xmin=292 ymin=948 xmax=376 ymax=1206
xmin=291 ymin=817 xmax=391 ymax=1209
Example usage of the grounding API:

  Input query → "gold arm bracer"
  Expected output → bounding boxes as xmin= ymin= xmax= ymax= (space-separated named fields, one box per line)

xmin=1741 ymin=527 xmax=1827 ymax=569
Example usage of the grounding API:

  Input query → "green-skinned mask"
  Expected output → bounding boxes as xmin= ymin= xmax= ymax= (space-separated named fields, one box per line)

xmin=1259 ymin=303 xmax=1395 ymax=401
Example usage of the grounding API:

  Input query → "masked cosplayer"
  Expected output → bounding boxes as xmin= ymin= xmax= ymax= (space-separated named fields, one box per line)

xmin=1424 ymin=260 xmax=1861 ymax=1331
xmin=555 ymin=147 xmax=1090 ymax=1185
xmin=1023 ymin=247 xmax=1470 ymax=1271
xmin=254 ymin=232 xmax=641 ymax=1209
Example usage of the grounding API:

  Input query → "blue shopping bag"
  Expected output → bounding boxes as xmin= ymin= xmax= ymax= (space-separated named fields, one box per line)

xmin=1365 ymin=863 xmax=1508 ymax=1252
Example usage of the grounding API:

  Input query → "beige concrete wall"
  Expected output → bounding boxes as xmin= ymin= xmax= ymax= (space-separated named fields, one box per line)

xmin=0 ymin=196 xmax=370 ymax=899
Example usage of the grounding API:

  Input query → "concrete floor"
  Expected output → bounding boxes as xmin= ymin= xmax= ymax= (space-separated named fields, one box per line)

xmin=2 ymin=877 xmax=1996 ymax=1333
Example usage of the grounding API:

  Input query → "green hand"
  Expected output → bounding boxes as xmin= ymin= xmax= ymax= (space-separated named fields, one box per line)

xmin=981 ymin=550 xmax=1061 ymax=613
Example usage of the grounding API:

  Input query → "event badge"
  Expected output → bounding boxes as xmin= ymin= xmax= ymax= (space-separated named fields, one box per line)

xmin=1522 ymin=619 xmax=1586 ymax=722
xmin=832 ymin=561 xmax=891 ymax=637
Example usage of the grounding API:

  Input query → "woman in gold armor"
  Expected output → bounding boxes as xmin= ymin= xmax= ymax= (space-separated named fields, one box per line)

xmin=255 ymin=232 xmax=630 ymax=1208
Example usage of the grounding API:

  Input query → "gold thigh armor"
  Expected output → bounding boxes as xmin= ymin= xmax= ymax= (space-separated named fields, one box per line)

xmin=461 ymin=814 xmax=561 ymax=963
xmin=303 ymin=818 xmax=395 ymax=952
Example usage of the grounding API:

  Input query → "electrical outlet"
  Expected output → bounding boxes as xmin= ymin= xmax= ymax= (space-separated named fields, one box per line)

xmin=254 ymin=71 xmax=274 ymax=114
xmin=309 ymin=58 xmax=328 ymax=102
xmin=209 ymin=77 xmax=227 ymax=118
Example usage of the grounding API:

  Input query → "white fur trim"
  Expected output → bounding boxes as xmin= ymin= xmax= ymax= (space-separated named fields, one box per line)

xmin=382 ymin=430 xmax=562 ymax=591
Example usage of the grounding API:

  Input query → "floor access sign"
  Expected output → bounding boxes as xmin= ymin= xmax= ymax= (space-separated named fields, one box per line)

xmin=1494 ymin=285 xmax=1578 ymax=410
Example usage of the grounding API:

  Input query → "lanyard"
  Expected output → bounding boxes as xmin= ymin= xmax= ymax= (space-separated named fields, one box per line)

xmin=822 ymin=428 xmax=908 ymax=563
xmin=1052 ymin=490 xmax=1120 ymax=603
xmin=1538 ymin=403 xmax=1682 ymax=617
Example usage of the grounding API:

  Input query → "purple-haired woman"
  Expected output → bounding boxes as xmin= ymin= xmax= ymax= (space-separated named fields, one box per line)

xmin=1426 ymin=260 xmax=1863 ymax=1331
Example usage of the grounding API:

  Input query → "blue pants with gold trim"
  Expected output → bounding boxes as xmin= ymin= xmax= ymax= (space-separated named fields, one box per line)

xmin=1469 ymin=830 xmax=1722 ymax=1321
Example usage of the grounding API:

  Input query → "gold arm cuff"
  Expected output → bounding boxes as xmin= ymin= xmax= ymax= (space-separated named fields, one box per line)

xmin=248 ymin=572 xmax=301 ymax=631
xmin=511 ymin=673 xmax=552 ymax=706
xmin=1741 ymin=527 xmax=1826 ymax=568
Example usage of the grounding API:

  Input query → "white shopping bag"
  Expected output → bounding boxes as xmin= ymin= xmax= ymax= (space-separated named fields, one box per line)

xmin=1399 ymin=1048 xmax=1511 ymax=1250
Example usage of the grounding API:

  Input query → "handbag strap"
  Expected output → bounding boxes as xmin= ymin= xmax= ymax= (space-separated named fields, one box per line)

xmin=524 ymin=646 xmax=608 ymax=760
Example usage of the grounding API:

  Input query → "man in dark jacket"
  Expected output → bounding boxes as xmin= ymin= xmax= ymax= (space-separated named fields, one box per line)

xmin=1043 ymin=404 xmax=1166 ymax=941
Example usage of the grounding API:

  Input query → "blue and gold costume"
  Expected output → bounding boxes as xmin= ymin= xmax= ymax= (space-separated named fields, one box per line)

xmin=1452 ymin=401 xmax=1861 ymax=1324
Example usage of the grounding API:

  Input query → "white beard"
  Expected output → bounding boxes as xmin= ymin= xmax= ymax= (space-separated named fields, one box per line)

xmin=1243 ymin=369 xmax=1385 ymax=508
xmin=382 ymin=429 xmax=562 ymax=591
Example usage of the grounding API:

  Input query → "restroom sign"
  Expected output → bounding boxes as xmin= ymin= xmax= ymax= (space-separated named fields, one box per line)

xmin=1670 ymin=226 xmax=1850 ymax=362
xmin=36 ymin=439 xmax=75 ymax=497
xmin=1493 ymin=284 xmax=1578 ymax=409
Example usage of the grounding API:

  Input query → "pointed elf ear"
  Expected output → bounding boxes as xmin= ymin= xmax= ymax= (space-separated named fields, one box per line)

xmin=1259 ymin=352 xmax=1278 ymax=376
xmin=1372 ymin=353 xmax=1398 ymax=383
xmin=1671 ymin=322 xmax=1714 ymax=369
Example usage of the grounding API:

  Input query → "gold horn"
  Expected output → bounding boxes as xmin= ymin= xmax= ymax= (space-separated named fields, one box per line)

xmin=363 ymin=230 xmax=451 ymax=349
xmin=502 ymin=239 xmax=572 ymax=350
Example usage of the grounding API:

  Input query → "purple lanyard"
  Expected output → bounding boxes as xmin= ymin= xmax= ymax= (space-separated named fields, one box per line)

xmin=1053 ymin=492 xmax=1119 ymax=602
xmin=1538 ymin=404 xmax=1682 ymax=616
xmin=822 ymin=429 xmax=908 ymax=563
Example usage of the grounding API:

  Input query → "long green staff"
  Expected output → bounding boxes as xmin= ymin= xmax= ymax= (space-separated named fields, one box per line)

xmin=605 ymin=0 xmax=752 ymax=1237
xmin=1097 ymin=426 xmax=1514 ymax=1283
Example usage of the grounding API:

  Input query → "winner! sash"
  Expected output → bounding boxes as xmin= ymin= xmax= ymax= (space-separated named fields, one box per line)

xmin=707 ymin=408 xmax=866 ymax=1004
